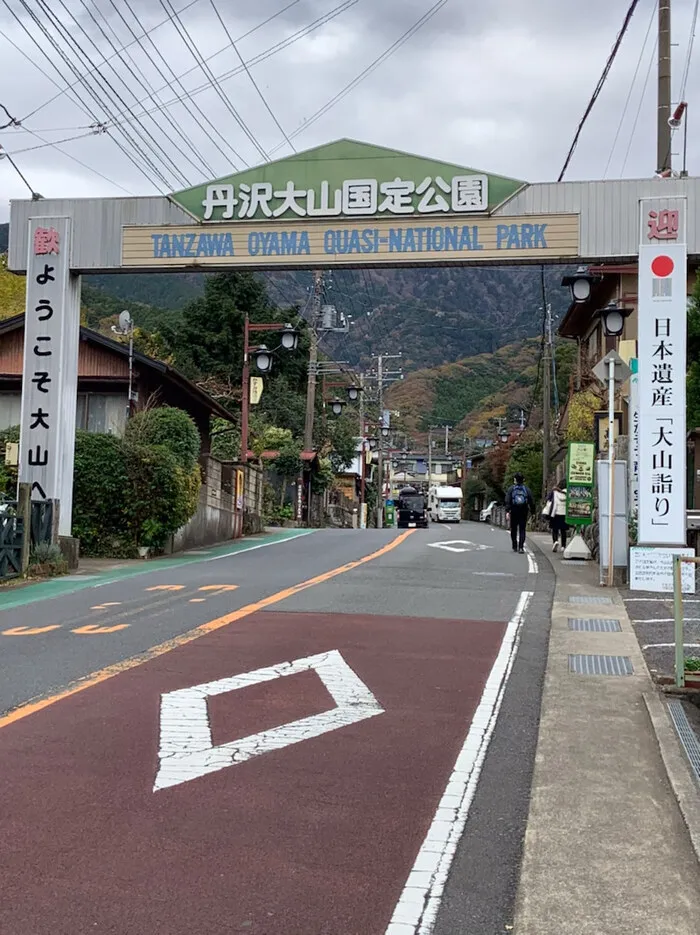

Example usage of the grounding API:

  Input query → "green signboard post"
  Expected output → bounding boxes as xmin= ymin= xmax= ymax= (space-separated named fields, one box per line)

xmin=566 ymin=442 xmax=595 ymax=527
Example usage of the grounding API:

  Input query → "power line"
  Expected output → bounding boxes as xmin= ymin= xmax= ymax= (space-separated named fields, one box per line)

xmin=91 ymin=0 xmax=218 ymax=180
xmin=118 ymin=0 xmax=246 ymax=171
xmin=19 ymin=0 xmax=203 ymax=121
xmin=604 ymin=0 xmax=658 ymax=178
xmin=269 ymin=0 xmax=450 ymax=153
xmin=159 ymin=0 xmax=268 ymax=163
xmin=210 ymin=0 xmax=297 ymax=154
xmin=16 ymin=0 xmax=175 ymax=190
xmin=558 ymin=0 xmax=641 ymax=181
xmin=112 ymin=0 xmax=361 ymax=130
xmin=621 ymin=34 xmax=657 ymax=174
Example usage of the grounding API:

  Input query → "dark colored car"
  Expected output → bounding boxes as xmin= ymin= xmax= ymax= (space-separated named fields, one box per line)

xmin=397 ymin=486 xmax=428 ymax=529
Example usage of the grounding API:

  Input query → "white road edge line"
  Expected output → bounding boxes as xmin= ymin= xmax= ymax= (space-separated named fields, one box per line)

xmin=526 ymin=547 xmax=538 ymax=575
xmin=81 ymin=531 xmax=314 ymax=591
xmin=635 ymin=618 xmax=700 ymax=624
xmin=385 ymin=589 xmax=535 ymax=935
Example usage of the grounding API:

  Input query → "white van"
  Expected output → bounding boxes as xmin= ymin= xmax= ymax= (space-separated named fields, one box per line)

xmin=428 ymin=485 xmax=463 ymax=523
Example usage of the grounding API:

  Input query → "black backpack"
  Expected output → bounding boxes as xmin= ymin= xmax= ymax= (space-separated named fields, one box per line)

xmin=511 ymin=484 xmax=527 ymax=507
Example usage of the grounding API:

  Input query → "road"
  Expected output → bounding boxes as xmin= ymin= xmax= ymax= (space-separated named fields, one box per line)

xmin=0 ymin=521 xmax=554 ymax=935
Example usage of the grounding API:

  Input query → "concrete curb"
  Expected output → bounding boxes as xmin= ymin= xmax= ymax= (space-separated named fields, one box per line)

xmin=644 ymin=691 xmax=700 ymax=867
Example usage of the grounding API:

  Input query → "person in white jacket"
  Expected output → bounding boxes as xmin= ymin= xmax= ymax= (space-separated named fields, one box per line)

xmin=549 ymin=483 xmax=568 ymax=552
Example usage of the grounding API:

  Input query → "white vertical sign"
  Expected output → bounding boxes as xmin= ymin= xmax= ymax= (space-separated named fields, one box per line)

xmin=19 ymin=218 xmax=74 ymax=513
xmin=628 ymin=357 xmax=639 ymax=519
xmin=637 ymin=198 xmax=687 ymax=545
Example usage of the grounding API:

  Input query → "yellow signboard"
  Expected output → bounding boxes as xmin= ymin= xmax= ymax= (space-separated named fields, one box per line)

xmin=250 ymin=376 xmax=263 ymax=405
xmin=568 ymin=442 xmax=595 ymax=485
xmin=121 ymin=214 xmax=579 ymax=269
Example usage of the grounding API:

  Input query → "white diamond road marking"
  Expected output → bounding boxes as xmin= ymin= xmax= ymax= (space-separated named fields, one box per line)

xmin=427 ymin=540 xmax=493 ymax=553
xmin=153 ymin=650 xmax=384 ymax=792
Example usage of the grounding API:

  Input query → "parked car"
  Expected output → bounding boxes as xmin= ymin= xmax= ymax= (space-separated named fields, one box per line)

xmin=480 ymin=500 xmax=498 ymax=523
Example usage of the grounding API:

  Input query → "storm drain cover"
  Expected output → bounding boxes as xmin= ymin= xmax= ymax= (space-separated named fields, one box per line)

xmin=568 ymin=595 xmax=614 ymax=605
xmin=568 ymin=654 xmax=633 ymax=676
xmin=568 ymin=618 xmax=622 ymax=632
xmin=667 ymin=701 xmax=700 ymax=782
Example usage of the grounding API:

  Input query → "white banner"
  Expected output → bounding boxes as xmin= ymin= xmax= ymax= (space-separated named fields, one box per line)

xmin=19 ymin=218 xmax=72 ymax=503
xmin=637 ymin=197 xmax=687 ymax=545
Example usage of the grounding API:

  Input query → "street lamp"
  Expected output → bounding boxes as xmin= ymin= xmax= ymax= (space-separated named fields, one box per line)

xmin=597 ymin=301 xmax=632 ymax=337
xmin=330 ymin=397 xmax=345 ymax=416
xmin=240 ymin=316 xmax=301 ymax=460
xmin=280 ymin=323 xmax=300 ymax=350
xmin=346 ymin=384 xmax=361 ymax=402
xmin=381 ymin=426 xmax=390 ymax=438
xmin=499 ymin=429 xmax=509 ymax=443
xmin=562 ymin=266 xmax=601 ymax=304
xmin=368 ymin=436 xmax=378 ymax=450
xmin=253 ymin=344 xmax=273 ymax=373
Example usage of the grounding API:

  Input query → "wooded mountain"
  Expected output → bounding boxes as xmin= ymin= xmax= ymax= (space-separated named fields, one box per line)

xmin=0 ymin=222 xmax=573 ymax=372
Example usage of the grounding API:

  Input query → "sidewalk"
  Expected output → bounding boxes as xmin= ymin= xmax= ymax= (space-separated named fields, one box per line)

xmin=514 ymin=533 xmax=700 ymax=935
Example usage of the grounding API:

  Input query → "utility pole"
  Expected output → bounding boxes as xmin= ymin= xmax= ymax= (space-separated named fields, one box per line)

xmin=358 ymin=372 xmax=367 ymax=526
xmin=542 ymin=303 xmax=552 ymax=502
xmin=444 ymin=424 xmax=450 ymax=455
xmin=304 ymin=270 xmax=323 ymax=450
xmin=428 ymin=426 xmax=433 ymax=488
xmin=658 ymin=0 xmax=672 ymax=174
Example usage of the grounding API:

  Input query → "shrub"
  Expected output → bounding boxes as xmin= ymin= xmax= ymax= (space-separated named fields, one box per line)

xmin=124 ymin=442 xmax=201 ymax=549
xmin=72 ymin=432 xmax=132 ymax=556
xmin=72 ymin=431 xmax=201 ymax=557
xmin=125 ymin=406 xmax=201 ymax=470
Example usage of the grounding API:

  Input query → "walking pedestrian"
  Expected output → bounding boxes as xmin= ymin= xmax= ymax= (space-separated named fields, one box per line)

xmin=505 ymin=472 xmax=535 ymax=554
xmin=549 ymin=483 xmax=568 ymax=552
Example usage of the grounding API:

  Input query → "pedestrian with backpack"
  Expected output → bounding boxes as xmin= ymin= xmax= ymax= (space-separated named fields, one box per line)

xmin=505 ymin=472 xmax=535 ymax=553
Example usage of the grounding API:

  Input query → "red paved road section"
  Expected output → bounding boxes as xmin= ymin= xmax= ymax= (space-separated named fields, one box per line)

xmin=1 ymin=611 xmax=505 ymax=935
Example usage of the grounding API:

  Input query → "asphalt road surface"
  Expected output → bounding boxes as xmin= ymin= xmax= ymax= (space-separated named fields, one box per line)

xmin=0 ymin=521 xmax=554 ymax=935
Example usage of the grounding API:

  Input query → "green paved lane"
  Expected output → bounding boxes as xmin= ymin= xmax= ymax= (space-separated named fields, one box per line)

xmin=0 ymin=529 xmax=313 ymax=611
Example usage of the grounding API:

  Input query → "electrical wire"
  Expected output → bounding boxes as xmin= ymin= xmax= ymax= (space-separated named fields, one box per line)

xmin=679 ymin=0 xmax=700 ymax=101
xmin=159 ymin=0 xmax=268 ymax=162
xmin=0 ymin=142 xmax=40 ymax=197
xmin=1 ymin=129 xmax=104 ymax=154
xmin=558 ymin=0 xmax=641 ymax=181
xmin=621 ymin=34 xmax=657 ymax=174
xmin=269 ymin=0 xmax=450 ymax=153
xmin=118 ymin=0 xmax=246 ymax=171
xmin=82 ymin=0 xmax=217 ymax=181
xmin=115 ymin=0 xmax=361 ymax=129
xmin=604 ymin=0 xmax=657 ymax=178
xmin=210 ymin=0 xmax=296 ymax=154
xmin=48 ymin=0 xmax=193 ymax=188
xmin=19 ymin=0 xmax=203 ymax=121
xmin=15 ymin=0 xmax=175 ymax=190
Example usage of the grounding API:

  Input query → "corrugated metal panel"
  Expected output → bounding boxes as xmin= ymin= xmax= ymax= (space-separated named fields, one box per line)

xmin=8 ymin=196 xmax=193 ymax=271
xmin=496 ymin=177 xmax=700 ymax=258
xmin=9 ymin=177 xmax=700 ymax=271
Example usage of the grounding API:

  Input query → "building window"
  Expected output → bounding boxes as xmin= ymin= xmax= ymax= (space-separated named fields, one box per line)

xmin=77 ymin=393 xmax=128 ymax=435
xmin=0 ymin=393 xmax=21 ymax=430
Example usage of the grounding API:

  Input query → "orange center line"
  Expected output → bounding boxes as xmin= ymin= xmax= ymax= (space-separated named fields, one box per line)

xmin=0 ymin=531 xmax=414 ymax=730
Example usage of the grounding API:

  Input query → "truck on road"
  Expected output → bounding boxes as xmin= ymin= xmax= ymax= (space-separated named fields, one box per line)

xmin=428 ymin=485 xmax=463 ymax=523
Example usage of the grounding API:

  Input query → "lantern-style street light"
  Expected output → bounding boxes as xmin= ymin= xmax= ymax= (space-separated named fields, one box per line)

xmin=330 ymin=397 xmax=345 ymax=416
xmin=346 ymin=384 xmax=361 ymax=402
xmin=561 ymin=266 xmax=601 ymax=304
xmin=597 ymin=300 xmax=632 ymax=337
xmin=240 ymin=316 xmax=301 ymax=460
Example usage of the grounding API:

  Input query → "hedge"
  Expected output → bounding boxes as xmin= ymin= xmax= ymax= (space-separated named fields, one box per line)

xmin=125 ymin=406 xmax=201 ymax=470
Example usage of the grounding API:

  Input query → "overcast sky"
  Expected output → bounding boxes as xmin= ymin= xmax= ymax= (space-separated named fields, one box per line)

xmin=0 ymin=0 xmax=698 ymax=223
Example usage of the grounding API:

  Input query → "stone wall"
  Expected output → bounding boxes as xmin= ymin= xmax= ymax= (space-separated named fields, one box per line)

xmin=171 ymin=455 xmax=242 ymax=552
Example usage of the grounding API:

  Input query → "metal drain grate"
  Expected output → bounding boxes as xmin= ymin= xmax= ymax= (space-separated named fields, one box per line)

xmin=568 ymin=618 xmax=622 ymax=632
xmin=667 ymin=701 xmax=700 ymax=782
xmin=568 ymin=654 xmax=633 ymax=676
xmin=568 ymin=595 xmax=614 ymax=605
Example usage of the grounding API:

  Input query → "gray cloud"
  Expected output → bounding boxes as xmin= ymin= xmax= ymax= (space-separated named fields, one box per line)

xmin=1 ymin=0 xmax=698 ymax=222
